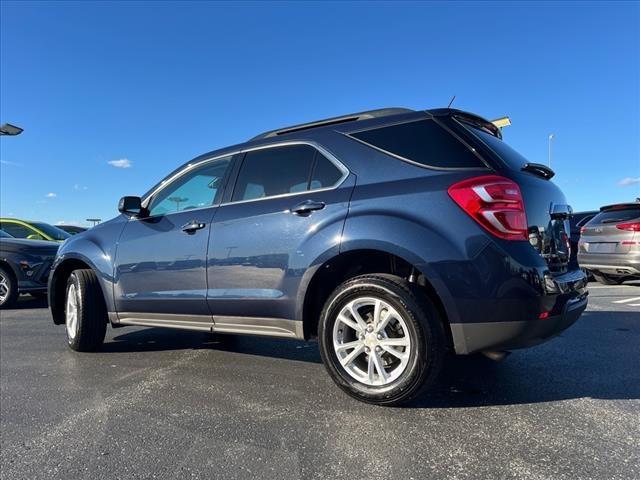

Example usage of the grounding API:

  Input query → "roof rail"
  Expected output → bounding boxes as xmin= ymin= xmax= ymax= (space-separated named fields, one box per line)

xmin=250 ymin=107 xmax=414 ymax=141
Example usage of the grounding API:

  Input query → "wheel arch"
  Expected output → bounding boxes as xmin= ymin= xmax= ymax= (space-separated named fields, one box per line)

xmin=49 ymin=255 xmax=110 ymax=325
xmin=299 ymin=248 xmax=456 ymax=348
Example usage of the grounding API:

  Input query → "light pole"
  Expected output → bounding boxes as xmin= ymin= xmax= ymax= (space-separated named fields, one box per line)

xmin=548 ymin=133 xmax=555 ymax=168
xmin=0 ymin=123 xmax=23 ymax=136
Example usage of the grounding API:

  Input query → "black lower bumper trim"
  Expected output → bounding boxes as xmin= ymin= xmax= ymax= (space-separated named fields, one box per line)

xmin=450 ymin=296 xmax=588 ymax=354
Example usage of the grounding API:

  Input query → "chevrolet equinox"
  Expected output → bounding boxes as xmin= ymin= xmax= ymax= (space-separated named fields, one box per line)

xmin=48 ymin=108 xmax=588 ymax=405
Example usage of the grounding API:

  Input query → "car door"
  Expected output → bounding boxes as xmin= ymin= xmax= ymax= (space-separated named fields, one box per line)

xmin=207 ymin=142 xmax=354 ymax=330
xmin=113 ymin=154 xmax=234 ymax=322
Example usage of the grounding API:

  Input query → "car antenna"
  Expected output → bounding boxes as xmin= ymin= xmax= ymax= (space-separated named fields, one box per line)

xmin=447 ymin=95 xmax=456 ymax=108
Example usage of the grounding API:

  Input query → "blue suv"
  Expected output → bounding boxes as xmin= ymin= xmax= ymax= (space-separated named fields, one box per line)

xmin=49 ymin=108 xmax=588 ymax=405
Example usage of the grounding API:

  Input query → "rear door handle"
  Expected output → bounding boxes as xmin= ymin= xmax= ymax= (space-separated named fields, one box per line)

xmin=181 ymin=221 xmax=206 ymax=234
xmin=290 ymin=200 xmax=326 ymax=216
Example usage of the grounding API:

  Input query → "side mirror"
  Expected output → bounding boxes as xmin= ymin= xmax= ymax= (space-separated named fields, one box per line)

xmin=118 ymin=196 xmax=144 ymax=217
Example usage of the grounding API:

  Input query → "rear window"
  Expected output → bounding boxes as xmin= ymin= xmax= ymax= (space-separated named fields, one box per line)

xmin=461 ymin=121 xmax=530 ymax=170
xmin=587 ymin=208 xmax=640 ymax=225
xmin=350 ymin=119 xmax=484 ymax=169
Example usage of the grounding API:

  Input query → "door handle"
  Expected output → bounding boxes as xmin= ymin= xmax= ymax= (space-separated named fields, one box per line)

xmin=181 ymin=221 xmax=206 ymax=234
xmin=290 ymin=200 xmax=326 ymax=216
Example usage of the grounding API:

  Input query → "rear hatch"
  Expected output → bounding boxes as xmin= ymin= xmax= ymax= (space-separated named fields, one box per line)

xmin=442 ymin=114 xmax=572 ymax=274
xmin=579 ymin=205 xmax=640 ymax=255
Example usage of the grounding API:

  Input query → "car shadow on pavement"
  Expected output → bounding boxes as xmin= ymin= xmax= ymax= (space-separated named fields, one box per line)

xmin=104 ymin=309 xmax=639 ymax=407
xmin=11 ymin=295 xmax=49 ymax=309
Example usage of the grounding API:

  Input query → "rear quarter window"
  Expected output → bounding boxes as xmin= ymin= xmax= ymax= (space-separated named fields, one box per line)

xmin=349 ymin=119 xmax=484 ymax=169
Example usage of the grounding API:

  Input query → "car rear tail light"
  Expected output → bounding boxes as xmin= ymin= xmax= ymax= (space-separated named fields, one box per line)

xmin=448 ymin=175 xmax=528 ymax=241
xmin=580 ymin=226 xmax=587 ymax=234
xmin=616 ymin=221 xmax=640 ymax=232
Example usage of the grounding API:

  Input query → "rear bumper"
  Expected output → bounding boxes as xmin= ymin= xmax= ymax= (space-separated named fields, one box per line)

xmin=578 ymin=252 xmax=640 ymax=276
xmin=450 ymin=294 xmax=588 ymax=354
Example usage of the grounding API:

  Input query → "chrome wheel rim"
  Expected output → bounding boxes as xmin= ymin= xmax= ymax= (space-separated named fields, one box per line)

xmin=66 ymin=284 xmax=79 ymax=340
xmin=333 ymin=296 xmax=412 ymax=387
xmin=0 ymin=272 xmax=8 ymax=304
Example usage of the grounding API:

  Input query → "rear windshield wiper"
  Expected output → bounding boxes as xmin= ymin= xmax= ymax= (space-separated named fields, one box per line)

xmin=521 ymin=163 xmax=555 ymax=180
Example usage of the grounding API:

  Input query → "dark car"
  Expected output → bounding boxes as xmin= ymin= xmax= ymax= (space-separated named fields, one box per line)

xmin=0 ymin=229 xmax=59 ymax=308
xmin=569 ymin=210 xmax=598 ymax=266
xmin=57 ymin=225 xmax=87 ymax=235
xmin=578 ymin=202 xmax=640 ymax=284
xmin=48 ymin=107 xmax=587 ymax=405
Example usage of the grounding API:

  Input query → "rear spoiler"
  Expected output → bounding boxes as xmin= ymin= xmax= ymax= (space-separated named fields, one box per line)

xmin=600 ymin=201 xmax=640 ymax=211
xmin=429 ymin=108 xmax=502 ymax=139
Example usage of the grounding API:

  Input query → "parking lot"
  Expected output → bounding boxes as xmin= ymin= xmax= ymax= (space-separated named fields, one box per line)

xmin=1 ymin=282 xmax=638 ymax=480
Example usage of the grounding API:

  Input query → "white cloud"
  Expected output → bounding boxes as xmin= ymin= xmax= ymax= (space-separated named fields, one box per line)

xmin=73 ymin=183 xmax=88 ymax=190
xmin=0 ymin=159 xmax=21 ymax=166
xmin=46 ymin=192 xmax=57 ymax=198
xmin=618 ymin=177 xmax=640 ymax=186
xmin=108 ymin=158 xmax=132 ymax=169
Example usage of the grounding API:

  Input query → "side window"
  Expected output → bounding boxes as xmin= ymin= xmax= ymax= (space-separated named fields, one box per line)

xmin=310 ymin=152 xmax=343 ymax=189
xmin=0 ymin=222 xmax=35 ymax=239
xmin=232 ymin=145 xmax=316 ymax=202
xmin=350 ymin=119 xmax=484 ymax=168
xmin=148 ymin=156 xmax=232 ymax=217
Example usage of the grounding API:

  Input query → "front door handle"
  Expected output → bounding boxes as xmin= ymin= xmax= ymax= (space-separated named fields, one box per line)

xmin=181 ymin=221 xmax=206 ymax=234
xmin=290 ymin=200 xmax=326 ymax=216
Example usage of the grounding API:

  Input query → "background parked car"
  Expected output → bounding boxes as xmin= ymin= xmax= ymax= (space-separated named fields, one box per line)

xmin=0 ymin=218 xmax=70 ymax=242
xmin=569 ymin=210 xmax=597 ymax=267
xmin=0 ymin=229 xmax=59 ymax=308
xmin=56 ymin=225 xmax=87 ymax=235
xmin=578 ymin=202 xmax=640 ymax=285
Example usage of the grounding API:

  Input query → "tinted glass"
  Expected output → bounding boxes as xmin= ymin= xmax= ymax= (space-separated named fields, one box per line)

xmin=0 ymin=222 xmax=35 ymax=239
xmin=310 ymin=152 xmax=343 ymax=189
xmin=31 ymin=222 xmax=71 ymax=240
xmin=232 ymin=145 xmax=316 ymax=202
xmin=587 ymin=208 xmax=640 ymax=225
xmin=148 ymin=156 xmax=232 ymax=216
xmin=350 ymin=119 xmax=483 ymax=168
xmin=0 ymin=229 xmax=13 ymax=238
xmin=463 ymin=122 xmax=530 ymax=170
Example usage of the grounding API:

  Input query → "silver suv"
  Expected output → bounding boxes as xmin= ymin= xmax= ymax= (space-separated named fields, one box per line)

xmin=578 ymin=202 xmax=640 ymax=285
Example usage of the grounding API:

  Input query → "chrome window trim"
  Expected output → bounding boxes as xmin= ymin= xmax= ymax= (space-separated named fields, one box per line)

xmin=139 ymin=141 xmax=350 ymax=218
xmin=344 ymin=117 xmax=491 ymax=171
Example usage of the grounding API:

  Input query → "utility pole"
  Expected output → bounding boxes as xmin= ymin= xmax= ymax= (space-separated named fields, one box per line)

xmin=548 ymin=133 xmax=555 ymax=168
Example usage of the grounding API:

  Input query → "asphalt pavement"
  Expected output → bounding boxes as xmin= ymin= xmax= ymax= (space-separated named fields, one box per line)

xmin=1 ymin=281 xmax=639 ymax=480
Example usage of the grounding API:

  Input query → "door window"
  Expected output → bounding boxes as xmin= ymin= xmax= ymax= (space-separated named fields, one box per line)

xmin=310 ymin=151 xmax=344 ymax=189
xmin=147 ymin=156 xmax=232 ymax=217
xmin=231 ymin=144 xmax=344 ymax=202
xmin=0 ymin=222 xmax=36 ymax=239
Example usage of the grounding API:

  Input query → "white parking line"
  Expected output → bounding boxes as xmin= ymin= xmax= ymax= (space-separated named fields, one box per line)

xmin=588 ymin=285 xmax=636 ymax=289
xmin=612 ymin=297 xmax=640 ymax=304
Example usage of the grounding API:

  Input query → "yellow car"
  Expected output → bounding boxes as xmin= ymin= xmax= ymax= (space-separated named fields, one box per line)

xmin=0 ymin=218 xmax=70 ymax=242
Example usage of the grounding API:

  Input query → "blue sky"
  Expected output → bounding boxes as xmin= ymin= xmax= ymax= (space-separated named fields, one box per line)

xmin=1 ymin=1 xmax=638 ymax=226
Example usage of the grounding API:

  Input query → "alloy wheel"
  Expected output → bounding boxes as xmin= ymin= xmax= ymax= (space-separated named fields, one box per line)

xmin=66 ymin=283 xmax=79 ymax=339
xmin=332 ymin=296 xmax=412 ymax=386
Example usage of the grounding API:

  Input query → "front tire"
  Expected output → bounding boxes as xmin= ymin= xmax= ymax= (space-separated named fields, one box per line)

xmin=318 ymin=274 xmax=445 ymax=406
xmin=65 ymin=269 xmax=107 ymax=351
xmin=0 ymin=266 xmax=18 ymax=309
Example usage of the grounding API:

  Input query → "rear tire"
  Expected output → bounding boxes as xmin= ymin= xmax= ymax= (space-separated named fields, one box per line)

xmin=65 ymin=269 xmax=107 ymax=351
xmin=0 ymin=266 xmax=18 ymax=309
xmin=593 ymin=273 xmax=624 ymax=285
xmin=318 ymin=274 xmax=445 ymax=406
